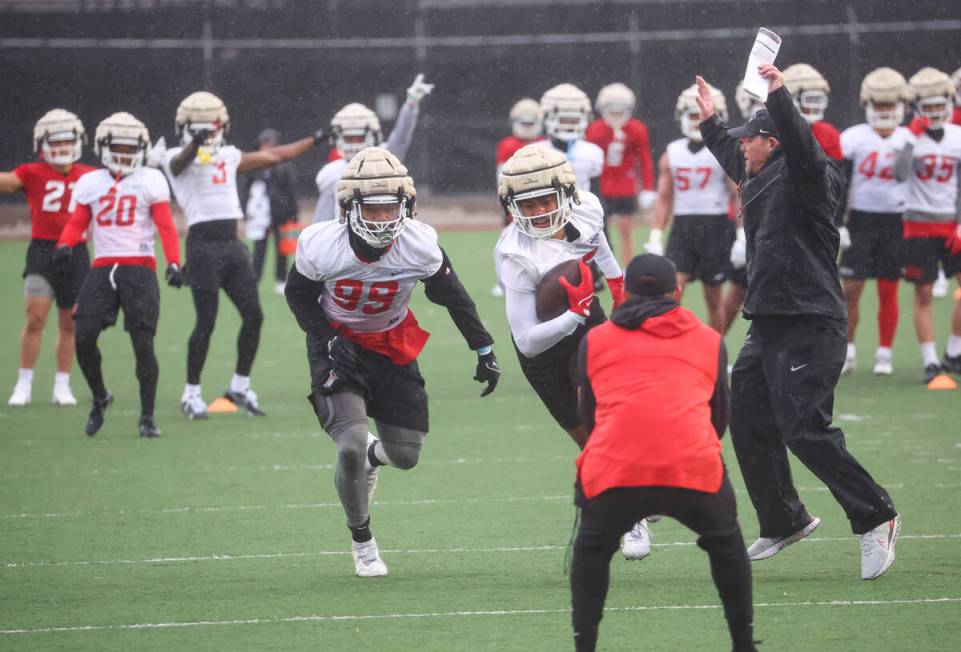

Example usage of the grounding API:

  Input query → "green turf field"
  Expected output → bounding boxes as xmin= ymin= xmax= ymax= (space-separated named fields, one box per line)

xmin=1 ymin=233 xmax=959 ymax=651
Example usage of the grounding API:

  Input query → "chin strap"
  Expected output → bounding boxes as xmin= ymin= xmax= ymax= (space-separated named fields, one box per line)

xmin=347 ymin=225 xmax=390 ymax=262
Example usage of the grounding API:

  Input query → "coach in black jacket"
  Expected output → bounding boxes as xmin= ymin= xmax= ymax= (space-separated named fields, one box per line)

xmin=696 ymin=65 xmax=900 ymax=581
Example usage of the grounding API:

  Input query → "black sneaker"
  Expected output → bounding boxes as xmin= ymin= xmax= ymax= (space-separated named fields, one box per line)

xmin=139 ymin=416 xmax=162 ymax=438
xmin=923 ymin=363 xmax=943 ymax=385
xmin=942 ymin=353 xmax=961 ymax=375
xmin=224 ymin=388 xmax=266 ymax=417
xmin=85 ymin=392 xmax=113 ymax=436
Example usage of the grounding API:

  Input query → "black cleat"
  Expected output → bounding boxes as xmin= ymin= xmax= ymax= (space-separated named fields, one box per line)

xmin=139 ymin=416 xmax=162 ymax=438
xmin=922 ymin=363 xmax=943 ymax=385
xmin=942 ymin=353 xmax=961 ymax=375
xmin=85 ymin=392 xmax=113 ymax=436
xmin=224 ymin=388 xmax=266 ymax=417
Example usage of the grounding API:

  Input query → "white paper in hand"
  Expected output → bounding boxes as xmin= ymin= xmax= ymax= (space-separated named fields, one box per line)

xmin=742 ymin=28 xmax=781 ymax=104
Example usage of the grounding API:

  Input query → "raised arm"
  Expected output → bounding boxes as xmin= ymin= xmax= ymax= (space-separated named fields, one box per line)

xmin=239 ymin=135 xmax=319 ymax=174
xmin=168 ymin=131 xmax=204 ymax=177
xmin=760 ymin=65 xmax=827 ymax=182
xmin=696 ymin=76 xmax=746 ymax=185
xmin=383 ymin=100 xmax=420 ymax=161
xmin=0 ymin=171 xmax=24 ymax=193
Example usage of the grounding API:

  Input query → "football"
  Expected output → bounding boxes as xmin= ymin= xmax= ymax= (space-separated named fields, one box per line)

xmin=535 ymin=258 xmax=581 ymax=322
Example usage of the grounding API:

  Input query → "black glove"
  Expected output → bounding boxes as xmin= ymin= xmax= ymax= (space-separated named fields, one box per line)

xmin=318 ymin=335 xmax=366 ymax=394
xmin=165 ymin=263 xmax=185 ymax=288
xmin=312 ymin=128 xmax=329 ymax=146
xmin=473 ymin=351 xmax=501 ymax=397
xmin=51 ymin=245 xmax=73 ymax=278
xmin=191 ymin=128 xmax=209 ymax=147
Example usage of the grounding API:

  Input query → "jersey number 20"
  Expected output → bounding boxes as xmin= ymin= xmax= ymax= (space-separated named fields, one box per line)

xmin=95 ymin=194 xmax=137 ymax=227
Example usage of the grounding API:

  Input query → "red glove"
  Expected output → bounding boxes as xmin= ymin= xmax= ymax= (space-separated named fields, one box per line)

xmin=607 ymin=275 xmax=626 ymax=309
xmin=558 ymin=260 xmax=594 ymax=318
xmin=908 ymin=116 xmax=930 ymax=137
xmin=947 ymin=224 xmax=961 ymax=255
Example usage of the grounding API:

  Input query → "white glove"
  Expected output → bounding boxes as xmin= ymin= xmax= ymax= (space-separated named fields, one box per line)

xmin=638 ymin=190 xmax=658 ymax=212
xmin=146 ymin=136 xmax=167 ymax=168
xmin=406 ymin=73 xmax=434 ymax=103
xmin=839 ymin=226 xmax=852 ymax=252
xmin=644 ymin=228 xmax=664 ymax=255
xmin=730 ymin=227 xmax=747 ymax=269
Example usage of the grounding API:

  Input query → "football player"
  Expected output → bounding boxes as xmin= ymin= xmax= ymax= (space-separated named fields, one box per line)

xmin=838 ymin=68 xmax=914 ymax=376
xmin=162 ymin=91 xmax=324 ymax=419
xmin=313 ymin=74 xmax=433 ymax=223
xmin=1 ymin=109 xmax=94 ymax=406
xmin=894 ymin=67 xmax=961 ymax=382
xmin=493 ymin=145 xmax=651 ymax=561
xmin=734 ymin=81 xmax=764 ymax=120
xmin=53 ymin=113 xmax=183 ymax=437
xmin=782 ymin=63 xmax=843 ymax=161
xmin=585 ymin=83 xmax=656 ymax=267
xmin=496 ymin=98 xmax=544 ymax=179
xmin=648 ymin=84 xmax=741 ymax=334
xmin=285 ymin=147 xmax=499 ymax=577
xmin=536 ymin=84 xmax=604 ymax=192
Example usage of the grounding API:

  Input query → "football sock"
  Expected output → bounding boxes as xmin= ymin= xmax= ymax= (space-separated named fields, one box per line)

xmin=920 ymin=342 xmax=939 ymax=367
xmin=54 ymin=371 xmax=70 ymax=388
xmin=875 ymin=346 xmax=892 ymax=361
xmin=348 ymin=517 xmax=373 ymax=544
xmin=877 ymin=279 xmax=899 ymax=348
xmin=17 ymin=368 xmax=34 ymax=385
xmin=368 ymin=439 xmax=384 ymax=468
xmin=184 ymin=383 xmax=202 ymax=398
xmin=230 ymin=373 xmax=250 ymax=393
xmin=846 ymin=343 xmax=856 ymax=360
xmin=947 ymin=335 xmax=961 ymax=358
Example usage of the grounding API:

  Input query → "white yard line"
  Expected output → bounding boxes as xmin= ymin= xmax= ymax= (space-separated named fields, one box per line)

xmin=2 ymin=597 xmax=958 ymax=635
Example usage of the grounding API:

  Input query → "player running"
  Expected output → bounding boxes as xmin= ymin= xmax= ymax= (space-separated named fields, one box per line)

xmin=1 ymin=109 xmax=94 ymax=406
xmin=285 ymin=147 xmax=500 ymax=577
xmin=53 ymin=113 xmax=183 ymax=437
xmin=493 ymin=145 xmax=652 ymax=560
xmin=648 ymin=83 xmax=740 ymax=334
xmin=839 ymin=68 xmax=914 ymax=376
xmin=162 ymin=91 xmax=323 ymax=419
xmin=782 ymin=63 xmax=842 ymax=161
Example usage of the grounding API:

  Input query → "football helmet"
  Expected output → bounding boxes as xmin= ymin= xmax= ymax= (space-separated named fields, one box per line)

xmin=176 ymin=91 xmax=230 ymax=151
xmin=735 ymin=81 xmax=763 ymax=120
xmin=595 ymin=83 xmax=635 ymax=130
xmin=34 ymin=109 xmax=86 ymax=166
xmin=336 ymin=147 xmax=414 ymax=248
xmin=676 ymin=83 xmax=727 ymax=141
xmin=541 ymin=83 xmax=592 ymax=142
xmin=783 ymin=63 xmax=831 ymax=124
xmin=94 ymin=112 xmax=149 ymax=176
xmin=860 ymin=67 xmax=912 ymax=130
xmin=498 ymin=144 xmax=579 ymax=239
xmin=910 ymin=67 xmax=955 ymax=129
xmin=952 ymin=66 xmax=961 ymax=105
xmin=331 ymin=103 xmax=382 ymax=160
xmin=509 ymin=98 xmax=543 ymax=140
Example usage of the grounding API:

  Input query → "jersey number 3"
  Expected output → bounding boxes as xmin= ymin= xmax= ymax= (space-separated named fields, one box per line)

xmin=95 ymin=194 xmax=137 ymax=227
xmin=333 ymin=279 xmax=399 ymax=315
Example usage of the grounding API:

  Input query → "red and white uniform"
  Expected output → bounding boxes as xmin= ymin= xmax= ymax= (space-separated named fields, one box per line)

xmin=533 ymin=139 xmax=604 ymax=191
xmin=584 ymin=118 xmax=655 ymax=197
xmin=161 ymin=145 xmax=243 ymax=226
xmin=665 ymin=139 xmax=728 ymax=216
xmin=841 ymin=124 xmax=912 ymax=214
xmin=812 ymin=121 xmax=843 ymax=161
xmin=902 ymin=123 xmax=961 ymax=231
xmin=496 ymin=135 xmax=542 ymax=167
xmin=58 ymin=168 xmax=180 ymax=271
xmin=951 ymin=106 xmax=961 ymax=126
xmin=14 ymin=162 xmax=95 ymax=241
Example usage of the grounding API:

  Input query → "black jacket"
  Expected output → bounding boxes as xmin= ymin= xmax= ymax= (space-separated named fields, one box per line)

xmin=700 ymin=86 xmax=846 ymax=320
xmin=241 ymin=163 xmax=299 ymax=226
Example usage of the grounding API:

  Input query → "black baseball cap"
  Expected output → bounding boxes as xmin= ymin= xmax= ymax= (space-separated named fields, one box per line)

xmin=726 ymin=109 xmax=779 ymax=139
xmin=625 ymin=254 xmax=678 ymax=296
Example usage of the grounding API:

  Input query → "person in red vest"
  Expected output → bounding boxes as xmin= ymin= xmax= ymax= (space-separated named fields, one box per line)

xmin=570 ymin=254 xmax=754 ymax=652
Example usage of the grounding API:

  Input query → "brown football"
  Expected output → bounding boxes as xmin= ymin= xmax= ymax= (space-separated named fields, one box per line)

xmin=535 ymin=259 xmax=581 ymax=322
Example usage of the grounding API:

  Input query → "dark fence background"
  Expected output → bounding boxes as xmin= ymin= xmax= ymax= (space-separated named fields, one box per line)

xmin=2 ymin=0 xmax=960 ymax=200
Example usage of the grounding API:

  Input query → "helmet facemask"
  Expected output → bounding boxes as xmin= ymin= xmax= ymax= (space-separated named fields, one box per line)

xmin=865 ymin=100 xmax=905 ymax=130
xmin=512 ymin=117 xmax=542 ymax=140
xmin=916 ymin=96 xmax=953 ymax=129
xmin=545 ymin=110 xmax=588 ymax=142
xmin=600 ymin=103 xmax=631 ymax=130
xmin=181 ymin=121 xmax=225 ymax=153
xmin=41 ymin=132 xmax=83 ymax=166
xmin=346 ymin=192 xmax=410 ymax=248
xmin=99 ymin=137 xmax=146 ymax=176
xmin=335 ymin=126 xmax=379 ymax=160
xmin=679 ymin=109 xmax=702 ymax=141
xmin=794 ymin=90 xmax=828 ymax=124
xmin=507 ymin=184 xmax=572 ymax=239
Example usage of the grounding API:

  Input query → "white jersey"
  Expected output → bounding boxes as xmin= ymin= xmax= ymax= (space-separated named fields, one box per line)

xmin=533 ymin=139 xmax=604 ymax=190
xmin=840 ymin=124 xmax=911 ymax=214
xmin=162 ymin=144 xmax=243 ymax=226
xmin=666 ymin=139 xmax=728 ymax=216
xmin=903 ymin=124 xmax=961 ymax=222
xmin=73 ymin=167 xmax=170 ymax=260
xmin=295 ymin=219 xmax=443 ymax=333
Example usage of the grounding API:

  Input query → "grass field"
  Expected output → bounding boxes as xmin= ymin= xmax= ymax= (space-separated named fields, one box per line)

xmin=1 ymin=231 xmax=960 ymax=651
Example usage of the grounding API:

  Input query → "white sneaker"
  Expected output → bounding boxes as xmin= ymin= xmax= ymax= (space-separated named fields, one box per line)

xmin=859 ymin=514 xmax=901 ymax=580
xmin=8 ymin=381 xmax=31 ymax=406
xmin=933 ymin=271 xmax=949 ymax=298
xmin=873 ymin=350 xmax=893 ymax=376
xmin=52 ymin=383 xmax=78 ymax=406
xmin=180 ymin=393 xmax=209 ymax=420
xmin=622 ymin=520 xmax=652 ymax=560
xmin=491 ymin=284 xmax=504 ymax=298
xmin=273 ymin=281 xmax=286 ymax=295
xmin=352 ymin=537 xmax=388 ymax=577
xmin=224 ymin=387 xmax=266 ymax=416
xmin=365 ymin=432 xmax=380 ymax=503
xmin=747 ymin=516 xmax=820 ymax=561
xmin=841 ymin=355 xmax=856 ymax=376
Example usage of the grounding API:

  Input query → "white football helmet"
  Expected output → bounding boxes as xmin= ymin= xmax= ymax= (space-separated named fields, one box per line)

xmin=595 ymin=83 xmax=635 ymax=130
xmin=176 ymin=91 xmax=230 ymax=151
xmin=910 ymin=67 xmax=955 ymax=129
xmin=34 ymin=109 xmax=86 ymax=166
xmin=541 ymin=83 xmax=592 ymax=142
xmin=509 ymin=98 xmax=543 ymax=140
xmin=336 ymin=147 xmax=414 ymax=248
xmin=94 ymin=112 xmax=149 ymax=176
xmin=331 ymin=103 xmax=382 ymax=160
xmin=676 ymin=83 xmax=727 ymax=141
xmin=498 ymin=144 xmax=579 ymax=239
xmin=860 ymin=68 xmax=912 ymax=130
xmin=783 ymin=63 xmax=831 ymax=124
xmin=735 ymin=81 xmax=764 ymax=120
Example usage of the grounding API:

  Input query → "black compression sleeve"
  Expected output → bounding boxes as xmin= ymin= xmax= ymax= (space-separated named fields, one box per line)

xmin=423 ymin=248 xmax=494 ymax=350
xmin=284 ymin=264 xmax=335 ymax=338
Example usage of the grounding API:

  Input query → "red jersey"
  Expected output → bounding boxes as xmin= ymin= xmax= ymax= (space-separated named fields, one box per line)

xmin=811 ymin=121 xmax=842 ymax=160
xmin=496 ymin=135 xmax=542 ymax=165
xmin=13 ymin=161 xmax=95 ymax=241
xmin=584 ymin=118 xmax=655 ymax=197
xmin=952 ymin=106 xmax=961 ymax=126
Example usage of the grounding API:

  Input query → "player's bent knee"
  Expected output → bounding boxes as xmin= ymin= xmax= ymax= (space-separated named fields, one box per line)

xmin=380 ymin=440 xmax=422 ymax=470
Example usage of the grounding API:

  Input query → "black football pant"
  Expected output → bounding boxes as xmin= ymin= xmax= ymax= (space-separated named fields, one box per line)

xmin=251 ymin=223 xmax=288 ymax=283
xmin=570 ymin=472 xmax=755 ymax=652
xmin=730 ymin=315 xmax=897 ymax=537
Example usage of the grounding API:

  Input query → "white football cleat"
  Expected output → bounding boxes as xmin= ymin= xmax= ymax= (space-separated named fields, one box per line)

xmin=180 ymin=393 xmax=209 ymax=420
xmin=859 ymin=514 xmax=901 ymax=580
xmin=8 ymin=381 xmax=31 ymax=406
xmin=490 ymin=284 xmax=504 ymax=298
xmin=873 ymin=349 xmax=893 ymax=376
xmin=841 ymin=355 xmax=856 ymax=376
xmin=273 ymin=281 xmax=286 ymax=295
xmin=932 ymin=271 xmax=948 ymax=298
xmin=52 ymin=384 xmax=78 ymax=406
xmin=747 ymin=516 xmax=820 ymax=561
xmin=365 ymin=432 xmax=380 ymax=503
xmin=622 ymin=520 xmax=652 ymax=560
xmin=352 ymin=537 xmax=388 ymax=577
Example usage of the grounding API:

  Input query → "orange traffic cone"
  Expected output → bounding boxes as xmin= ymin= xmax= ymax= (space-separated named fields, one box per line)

xmin=927 ymin=374 xmax=958 ymax=390
xmin=207 ymin=397 xmax=239 ymax=413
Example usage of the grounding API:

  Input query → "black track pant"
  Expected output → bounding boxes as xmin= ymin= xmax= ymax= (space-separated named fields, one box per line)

xmin=251 ymin=223 xmax=288 ymax=283
xmin=730 ymin=315 xmax=897 ymax=537
xmin=570 ymin=472 xmax=755 ymax=652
